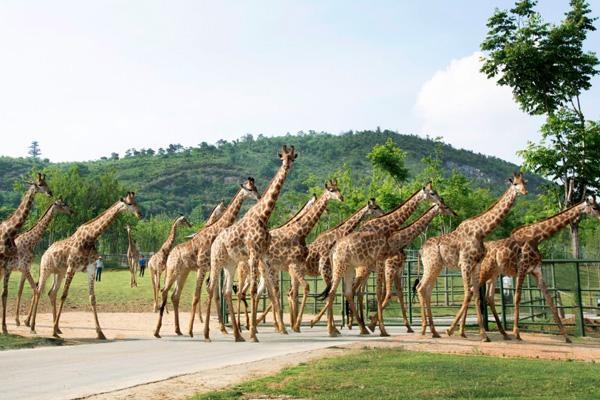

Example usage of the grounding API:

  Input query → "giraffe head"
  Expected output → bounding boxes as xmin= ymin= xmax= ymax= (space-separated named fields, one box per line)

xmin=324 ymin=179 xmax=344 ymax=202
xmin=175 ymin=214 xmax=193 ymax=228
xmin=53 ymin=197 xmax=74 ymax=216
xmin=121 ymin=192 xmax=143 ymax=219
xmin=26 ymin=173 xmax=52 ymax=197
xmin=278 ymin=145 xmax=298 ymax=166
xmin=583 ymin=196 xmax=600 ymax=221
xmin=420 ymin=181 xmax=456 ymax=215
xmin=240 ymin=177 xmax=261 ymax=200
xmin=508 ymin=172 xmax=528 ymax=196
xmin=366 ymin=198 xmax=384 ymax=217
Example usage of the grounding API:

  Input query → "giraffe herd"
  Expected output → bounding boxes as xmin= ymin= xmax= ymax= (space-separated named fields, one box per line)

xmin=0 ymin=146 xmax=598 ymax=344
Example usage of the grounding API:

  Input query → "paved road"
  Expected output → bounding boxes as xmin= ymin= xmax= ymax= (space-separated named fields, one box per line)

xmin=1 ymin=326 xmax=405 ymax=400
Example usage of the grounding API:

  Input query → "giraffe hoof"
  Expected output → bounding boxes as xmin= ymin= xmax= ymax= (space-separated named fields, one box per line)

xmin=220 ymin=327 xmax=228 ymax=335
xmin=250 ymin=336 xmax=259 ymax=343
xmin=52 ymin=332 xmax=61 ymax=339
xmin=154 ymin=333 xmax=161 ymax=339
xmin=460 ymin=332 xmax=467 ymax=338
xmin=359 ymin=329 xmax=370 ymax=336
xmin=502 ymin=334 xmax=511 ymax=341
xmin=481 ymin=336 xmax=490 ymax=343
xmin=367 ymin=324 xmax=376 ymax=333
xmin=514 ymin=334 xmax=522 ymax=341
xmin=309 ymin=320 xmax=316 ymax=328
xmin=175 ymin=329 xmax=183 ymax=336
xmin=564 ymin=336 xmax=572 ymax=344
xmin=15 ymin=320 xmax=20 ymax=327
xmin=188 ymin=332 xmax=194 ymax=338
xmin=24 ymin=320 xmax=31 ymax=327
xmin=446 ymin=328 xmax=454 ymax=337
xmin=432 ymin=332 xmax=441 ymax=339
xmin=97 ymin=332 xmax=107 ymax=340
xmin=328 ymin=331 xmax=340 ymax=337
xmin=56 ymin=328 xmax=63 ymax=335
xmin=380 ymin=332 xmax=390 ymax=337
xmin=234 ymin=336 xmax=246 ymax=342
xmin=204 ymin=337 xmax=212 ymax=343
xmin=406 ymin=327 xmax=414 ymax=334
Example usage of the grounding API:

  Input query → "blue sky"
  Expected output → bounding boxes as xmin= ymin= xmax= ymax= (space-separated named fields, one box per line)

xmin=1 ymin=1 xmax=598 ymax=163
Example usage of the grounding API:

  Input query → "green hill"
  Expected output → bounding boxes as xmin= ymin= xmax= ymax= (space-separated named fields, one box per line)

xmin=0 ymin=129 xmax=544 ymax=219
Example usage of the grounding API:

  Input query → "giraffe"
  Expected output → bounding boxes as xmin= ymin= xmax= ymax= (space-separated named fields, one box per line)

xmin=365 ymin=203 xmax=457 ymax=332
xmin=153 ymin=178 xmax=260 ymax=338
xmin=28 ymin=192 xmax=142 ymax=339
xmin=260 ymin=180 xmax=343 ymax=332
xmin=236 ymin=194 xmax=317 ymax=330
xmin=456 ymin=196 xmax=600 ymax=343
xmin=8 ymin=198 xmax=73 ymax=327
xmin=417 ymin=173 xmax=528 ymax=341
xmin=204 ymin=145 xmax=297 ymax=342
xmin=149 ymin=214 xmax=192 ymax=312
xmin=0 ymin=173 xmax=52 ymax=334
xmin=310 ymin=182 xmax=448 ymax=336
xmin=126 ymin=224 xmax=140 ymax=288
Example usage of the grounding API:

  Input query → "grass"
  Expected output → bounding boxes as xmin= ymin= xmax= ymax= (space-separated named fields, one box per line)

xmin=192 ymin=348 xmax=600 ymax=400
xmin=0 ymin=334 xmax=64 ymax=350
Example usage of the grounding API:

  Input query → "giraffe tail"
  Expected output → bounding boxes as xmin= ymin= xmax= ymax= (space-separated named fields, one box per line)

xmin=411 ymin=278 xmax=420 ymax=303
xmin=317 ymin=283 xmax=331 ymax=301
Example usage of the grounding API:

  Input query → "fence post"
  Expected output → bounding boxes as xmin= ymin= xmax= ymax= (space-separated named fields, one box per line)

xmin=479 ymin=284 xmax=489 ymax=331
xmin=407 ymin=260 xmax=413 ymax=325
xmin=220 ymin=270 xmax=228 ymax=324
xmin=574 ymin=261 xmax=586 ymax=337
xmin=499 ymin=275 xmax=508 ymax=331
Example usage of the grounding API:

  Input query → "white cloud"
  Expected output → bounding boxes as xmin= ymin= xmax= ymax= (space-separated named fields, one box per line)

xmin=414 ymin=52 xmax=542 ymax=164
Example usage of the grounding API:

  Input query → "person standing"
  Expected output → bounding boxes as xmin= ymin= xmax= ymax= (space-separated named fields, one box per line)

xmin=139 ymin=254 xmax=146 ymax=277
xmin=95 ymin=256 xmax=104 ymax=282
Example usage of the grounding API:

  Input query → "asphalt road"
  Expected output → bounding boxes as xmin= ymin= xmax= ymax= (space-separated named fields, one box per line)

xmin=1 ymin=326 xmax=404 ymax=400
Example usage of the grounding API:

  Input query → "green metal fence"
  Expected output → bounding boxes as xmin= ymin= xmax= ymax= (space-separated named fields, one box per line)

xmin=222 ymin=259 xmax=600 ymax=337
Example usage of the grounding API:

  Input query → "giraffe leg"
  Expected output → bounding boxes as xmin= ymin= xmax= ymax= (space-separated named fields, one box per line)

xmin=153 ymin=268 xmax=177 ymax=338
xmin=471 ymin=270 xmax=490 ymax=342
xmin=485 ymin=280 xmax=509 ymax=339
xmin=344 ymin=270 xmax=369 ymax=336
xmin=203 ymin=270 xmax=218 ymax=342
xmin=188 ymin=269 xmax=206 ymax=337
xmin=53 ymin=267 xmax=76 ymax=338
xmin=375 ymin=266 xmax=389 ymax=337
xmin=86 ymin=263 xmax=106 ymax=340
xmin=287 ymin=272 xmax=299 ymax=331
xmin=1 ymin=268 xmax=12 ymax=334
xmin=447 ymin=263 xmax=474 ymax=337
xmin=14 ymin=271 xmax=28 ymax=326
xmin=395 ymin=271 xmax=413 ymax=333
xmin=48 ymin=273 xmax=65 ymax=334
xmin=512 ymin=269 xmax=527 ymax=341
xmin=151 ymin=269 xmax=159 ymax=312
xmin=311 ymin=274 xmax=341 ymax=335
xmin=532 ymin=267 xmax=571 ymax=343
xmin=294 ymin=272 xmax=310 ymax=332
xmin=29 ymin=269 xmax=51 ymax=334
xmin=417 ymin=269 xmax=439 ymax=338
xmin=261 ymin=259 xmax=287 ymax=335
xmin=369 ymin=259 xmax=396 ymax=332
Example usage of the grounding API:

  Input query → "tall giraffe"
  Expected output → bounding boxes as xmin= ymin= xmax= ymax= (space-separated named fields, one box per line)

xmin=0 ymin=173 xmax=52 ymax=334
xmin=310 ymin=183 xmax=448 ymax=336
xmin=126 ymin=224 xmax=140 ymax=288
xmin=204 ymin=145 xmax=297 ymax=342
xmin=365 ymin=203 xmax=456 ymax=332
xmin=236 ymin=194 xmax=317 ymax=330
xmin=28 ymin=192 xmax=142 ymax=339
xmin=417 ymin=173 xmax=527 ymax=341
xmin=457 ymin=197 xmax=600 ymax=342
xmin=153 ymin=178 xmax=260 ymax=338
xmin=261 ymin=180 xmax=343 ymax=332
xmin=149 ymin=214 xmax=192 ymax=312
xmin=8 ymin=198 xmax=73 ymax=327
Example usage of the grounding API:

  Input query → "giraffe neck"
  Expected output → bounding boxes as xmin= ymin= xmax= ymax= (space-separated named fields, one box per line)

xmin=288 ymin=193 xmax=330 ymax=238
xmin=278 ymin=196 xmax=315 ymax=229
xmin=334 ymin=204 xmax=371 ymax=237
xmin=2 ymin=186 xmax=37 ymax=239
xmin=205 ymin=204 xmax=224 ymax=226
xmin=513 ymin=202 xmax=585 ymax=243
xmin=392 ymin=206 xmax=439 ymax=245
xmin=210 ymin=188 xmax=249 ymax=230
xmin=16 ymin=203 xmax=58 ymax=248
xmin=362 ymin=189 xmax=424 ymax=234
xmin=251 ymin=159 xmax=292 ymax=223
xmin=73 ymin=201 xmax=126 ymax=243
xmin=464 ymin=185 xmax=517 ymax=237
xmin=159 ymin=221 xmax=180 ymax=256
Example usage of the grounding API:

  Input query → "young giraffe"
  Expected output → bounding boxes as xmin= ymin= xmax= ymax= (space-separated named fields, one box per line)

xmin=0 ymin=173 xmax=52 ymax=334
xmin=153 ymin=178 xmax=260 ymax=338
xmin=262 ymin=180 xmax=344 ymax=332
xmin=204 ymin=145 xmax=298 ymax=342
xmin=236 ymin=194 xmax=317 ymax=330
xmin=149 ymin=214 xmax=192 ymax=312
xmin=417 ymin=173 xmax=527 ymax=341
xmin=28 ymin=192 xmax=142 ymax=339
xmin=365 ymin=203 xmax=457 ymax=332
xmin=126 ymin=224 xmax=140 ymax=288
xmin=8 ymin=198 xmax=73 ymax=327
xmin=310 ymin=183 xmax=446 ymax=336
xmin=457 ymin=197 xmax=600 ymax=343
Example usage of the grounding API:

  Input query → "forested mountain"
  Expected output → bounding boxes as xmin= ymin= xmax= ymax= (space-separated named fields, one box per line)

xmin=0 ymin=129 xmax=545 ymax=219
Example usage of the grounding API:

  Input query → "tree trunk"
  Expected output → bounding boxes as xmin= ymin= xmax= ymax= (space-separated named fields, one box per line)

xmin=570 ymin=221 xmax=581 ymax=259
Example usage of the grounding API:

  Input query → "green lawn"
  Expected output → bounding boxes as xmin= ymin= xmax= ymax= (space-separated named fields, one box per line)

xmin=0 ymin=334 xmax=64 ymax=350
xmin=193 ymin=348 xmax=600 ymax=400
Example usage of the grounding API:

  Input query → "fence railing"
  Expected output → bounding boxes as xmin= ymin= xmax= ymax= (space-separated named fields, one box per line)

xmin=220 ymin=259 xmax=600 ymax=338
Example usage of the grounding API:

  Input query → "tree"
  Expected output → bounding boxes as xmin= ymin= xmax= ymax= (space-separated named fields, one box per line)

xmin=481 ymin=0 xmax=599 ymax=258
xmin=110 ymin=152 xmax=119 ymax=160
xmin=28 ymin=141 xmax=41 ymax=160
xmin=367 ymin=138 xmax=409 ymax=186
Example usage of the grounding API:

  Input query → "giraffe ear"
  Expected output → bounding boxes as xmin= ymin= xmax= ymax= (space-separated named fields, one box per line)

xmin=507 ymin=177 xmax=514 ymax=184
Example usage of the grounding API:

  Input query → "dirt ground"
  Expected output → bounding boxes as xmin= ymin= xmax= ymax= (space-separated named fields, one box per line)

xmin=9 ymin=312 xmax=596 ymax=400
